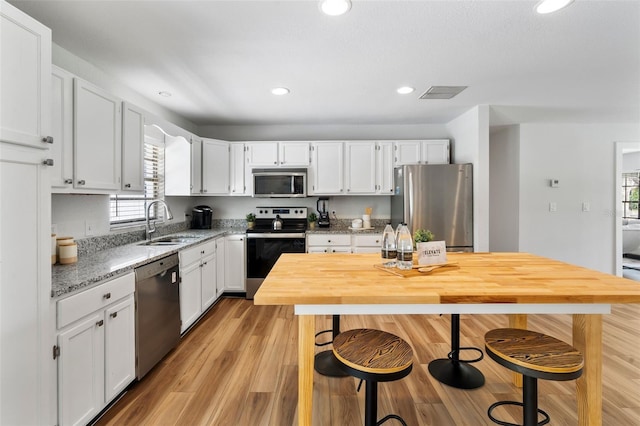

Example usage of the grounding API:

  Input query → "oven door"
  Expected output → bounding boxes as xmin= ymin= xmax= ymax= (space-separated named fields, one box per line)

xmin=245 ymin=233 xmax=306 ymax=299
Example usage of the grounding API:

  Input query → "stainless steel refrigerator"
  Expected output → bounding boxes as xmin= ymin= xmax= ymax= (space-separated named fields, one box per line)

xmin=390 ymin=164 xmax=473 ymax=252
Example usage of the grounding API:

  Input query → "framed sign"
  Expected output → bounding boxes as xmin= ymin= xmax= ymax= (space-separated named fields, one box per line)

xmin=416 ymin=241 xmax=447 ymax=265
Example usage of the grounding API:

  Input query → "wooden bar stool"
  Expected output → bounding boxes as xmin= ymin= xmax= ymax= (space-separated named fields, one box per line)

xmin=484 ymin=328 xmax=584 ymax=426
xmin=333 ymin=328 xmax=413 ymax=426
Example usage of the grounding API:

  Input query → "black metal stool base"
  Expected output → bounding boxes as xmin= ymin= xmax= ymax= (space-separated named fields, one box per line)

xmin=314 ymin=350 xmax=349 ymax=377
xmin=427 ymin=359 xmax=485 ymax=389
xmin=487 ymin=401 xmax=550 ymax=426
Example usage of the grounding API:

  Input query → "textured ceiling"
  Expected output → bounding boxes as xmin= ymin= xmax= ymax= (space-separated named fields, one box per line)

xmin=10 ymin=0 xmax=640 ymax=126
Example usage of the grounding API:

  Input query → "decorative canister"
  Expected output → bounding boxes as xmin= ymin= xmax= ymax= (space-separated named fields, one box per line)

xmin=58 ymin=241 xmax=78 ymax=265
xmin=56 ymin=236 xmax=74 ymax=259
xmin=51 ymin=234 xmax=57 ymax=264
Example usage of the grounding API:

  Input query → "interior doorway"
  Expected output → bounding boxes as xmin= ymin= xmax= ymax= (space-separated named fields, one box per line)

xmin=615 ymin=141 xmax=640 ymax=279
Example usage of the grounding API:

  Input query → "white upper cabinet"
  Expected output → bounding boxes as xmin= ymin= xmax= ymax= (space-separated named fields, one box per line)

xmin=310 ymin=142 xmax=344 ymax=195
xmin=375 ymin=141 xmax=394 ymax=194
xmin=246 ymin=141 xmax=310 ymax=168
xmin=229 ymin=143 xmax=246 ymax=195
xmin=121 ymin=102 xmax=145 ymax=192
xmin=51 ymin=66 xmax=74 ymax=189
xmin=73 ymin=78 xmax=122 ymax=191
xmin=345 ymin=141 xmax=376 ymax=194
xmin=164 ymin=134 xmax=191 ymax=196
xmin=0 ymin=2 xmax=52 ymax=149
xmin=190 ymin=135 xmax=203 ymax=195
xmin=201 ymin=138 xmax=230 ymax=195
xmin=279 ymin=142 xmax=310 ymax=167
xmin=394 ymin=139 xmax=450 ymax=166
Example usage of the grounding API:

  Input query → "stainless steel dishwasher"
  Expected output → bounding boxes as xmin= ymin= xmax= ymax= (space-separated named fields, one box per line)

xmin=134 ymin=254 xmax=180 ymax=379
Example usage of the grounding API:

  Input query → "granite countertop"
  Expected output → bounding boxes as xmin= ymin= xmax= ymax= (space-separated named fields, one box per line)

xmin=51 ymin=228 xmax=244 ymax=298
xmin=306 ymin=225 xmax=383 ymax=234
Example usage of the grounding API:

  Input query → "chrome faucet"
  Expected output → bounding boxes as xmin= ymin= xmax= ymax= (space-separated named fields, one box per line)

xmin=146 ymin=200 xmax=174 ymax=241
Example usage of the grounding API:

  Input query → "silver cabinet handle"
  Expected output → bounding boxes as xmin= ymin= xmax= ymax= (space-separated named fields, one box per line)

xmin=110 ymin=312 xmax=118 ymax=319
xmin=273 ymin=161 xmax=277 ymax=164
xmin=124 ymin=183 xmax=131 ymax=188
xmin=96 ymin=320 xmax=104 ymax=327
xmin=42 ymin=159 xmax=54 ymax=166
xmin=103 ymin=292 xmax=111 ymax=300
xmin=42 ymin=136 xmax=53 ymax=144
xmin=64 ymin=179 xmax=73 ymax=184
xmin=77 ymin=180 xmax=86 ymax=185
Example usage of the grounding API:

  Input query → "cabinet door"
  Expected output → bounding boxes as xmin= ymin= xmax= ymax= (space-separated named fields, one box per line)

xmin=121 ymin=103 xmax=144 ymax=192
xmin=51 ymin=66 xmax=74 ymax=189
xmin=229 ymin=143 xmax=246 ymax=195
xmin=421 ymin=139 xmax=450 ymax=164
xmin=201 ymin=254 xmax=217 ymax=311
xmin=246 ymin=142 xmax=278 ymax=166
xmin=179 ymin=262 xmax=202 ymax=333
xmin=74 ymin=79 xmax=122 ymax=191
xmin=215 ymin=238 xmax=226 ymax=297
xmin=279 ymin=142 xmax=310 ymax=166
xmin=0 ymin=143 xmax=52 ymax=426
xmin=104 ymin=295 xmax=135 ymax=402
xmin=190 ymin=136 xmax=202 ymax=195
xmin=0 ymin=2 xmax=52 ymax=149
xmin=310 ymin=142 xmax=344 ymax=195
xmin=345 ymin=141 xmax=376 ymax=194
xmin=376 ymin=141 xmax=394 ymax=194
xmin=394 ymin=141 xmax=421 ymax=166
xmin=202 ymin=138 xmax=230 ymax=195
xmin=165 ymin=134 xmax=191 ymax=196
xmin=58 ymin=313 xmax=104 ymax=426
xmin=224 ymin=235 xmax=246 ymax=291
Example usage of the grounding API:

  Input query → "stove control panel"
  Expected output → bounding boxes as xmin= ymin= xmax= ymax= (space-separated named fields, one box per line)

xmin=255 ymin=207 xmax=308 ymax=219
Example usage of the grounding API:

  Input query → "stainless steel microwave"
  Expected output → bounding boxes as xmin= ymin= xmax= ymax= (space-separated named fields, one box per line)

xmin=252 ymin=168 xmax=307 ymax=198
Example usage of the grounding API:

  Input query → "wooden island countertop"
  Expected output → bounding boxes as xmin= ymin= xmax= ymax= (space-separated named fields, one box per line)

xmin=254 ymin=252 xmax=640 ymax=426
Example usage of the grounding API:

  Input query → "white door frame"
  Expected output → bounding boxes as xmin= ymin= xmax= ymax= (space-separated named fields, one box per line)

xmin=615 ymin=141 xmax=640 ymax=276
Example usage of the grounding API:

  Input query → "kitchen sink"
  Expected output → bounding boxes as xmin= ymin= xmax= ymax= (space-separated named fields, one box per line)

xmin=138 ymin=236 xmax=199 ymax=246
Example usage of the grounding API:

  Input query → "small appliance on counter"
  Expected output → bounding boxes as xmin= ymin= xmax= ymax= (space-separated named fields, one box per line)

xmin=317 ymin=197 xmax=330 ymax=228
xmin=191 ymin=205 xmax=213 ymax=229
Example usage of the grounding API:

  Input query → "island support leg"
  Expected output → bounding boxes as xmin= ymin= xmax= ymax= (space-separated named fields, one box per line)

xmin=573 ymin=314 xmax=602 ymax=426
xmin=299 ymin=315 xmax=316 ymax=426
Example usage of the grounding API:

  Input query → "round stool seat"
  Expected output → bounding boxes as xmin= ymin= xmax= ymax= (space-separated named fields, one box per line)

xmin=333 ymin=328 xmax=413 ymax=381
xmin=485 ymin=328 xmax=583 ymax=381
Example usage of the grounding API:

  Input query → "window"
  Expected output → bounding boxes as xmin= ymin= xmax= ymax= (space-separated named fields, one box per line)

xmin=622 ymin=172 xmax=639 ymax=219
xmin=110 ymin=134 xmax=165 ymax=226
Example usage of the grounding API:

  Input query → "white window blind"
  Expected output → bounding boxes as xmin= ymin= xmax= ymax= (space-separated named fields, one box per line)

xmin=110 ymin=137 xmax=165 ymax=226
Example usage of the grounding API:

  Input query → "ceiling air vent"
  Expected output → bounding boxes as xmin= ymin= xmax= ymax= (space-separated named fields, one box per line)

xmin=419 ymin=86 xmax=467 ymax=100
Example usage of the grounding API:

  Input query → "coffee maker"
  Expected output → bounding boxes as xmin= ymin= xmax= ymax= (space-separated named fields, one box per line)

xmin=191 ymin=205 xmax=213 ymax=229
xmin=317 ymin=197 xmax=330 ymax=228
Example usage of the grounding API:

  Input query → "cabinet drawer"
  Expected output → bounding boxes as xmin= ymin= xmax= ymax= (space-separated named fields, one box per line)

xmin=57 ymin=272 xmax=134 ymax=329
xmin=179 ymin=240 xmax=215 ymax=267
xmin=307 ymin=234 xmax=350 ymax=247
xmin=352 ymin=234 xmax=382 ymax=247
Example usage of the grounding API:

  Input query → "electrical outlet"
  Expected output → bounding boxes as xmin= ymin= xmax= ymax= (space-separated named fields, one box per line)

xmin=549 ymin=202 xmax=557 ymax=212
xmin=85 ymin=220 xmax=96 ymax=236
xmin=582 ymin=202 xmax=590 ymax=212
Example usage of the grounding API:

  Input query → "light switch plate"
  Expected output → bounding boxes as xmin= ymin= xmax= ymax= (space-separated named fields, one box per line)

xmin=549 ymin=202 xmax=557 ymax=212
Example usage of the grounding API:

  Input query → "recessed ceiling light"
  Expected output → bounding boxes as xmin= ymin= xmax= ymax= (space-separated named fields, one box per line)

xmin=271 ymin=87 xmax=290 ymax=96
xmin=535 ymin=0 xmax=574 ymax=14
xmin=158 ymin=91 xmax=172 ymax=97
xmin=397 ymin=86 xmax=415 ymax=95
xmin=319 ymin=0 xmax=351 ymax=16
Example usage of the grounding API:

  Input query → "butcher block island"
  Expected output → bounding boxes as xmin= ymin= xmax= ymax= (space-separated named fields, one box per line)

xmin=254 ymin=252 xmax=640 ymax=426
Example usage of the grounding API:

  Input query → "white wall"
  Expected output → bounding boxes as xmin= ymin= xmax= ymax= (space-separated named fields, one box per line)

xmin=489 ymin=125 xmax=520 ymax=251
xmin=518 ymin=123 xmax=640 ymax=273
xmin=623 ymin=151 xmax=640 ymax=172
xmin=446 ymin=105 xmax=490 ymax=251
xmin=199 ymin=123 xmax=449 ymax=141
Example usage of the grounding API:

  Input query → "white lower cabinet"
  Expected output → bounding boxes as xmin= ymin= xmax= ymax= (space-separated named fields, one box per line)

xmin=224 ymin=234 xmax=246 ymax=292
xmin=308 ymin=233 xmax=383 ymax=253
xmin=56 ymin=273 xmax=135 ymax=426
xmin=307 ymin=234 xmax=352 ymax=253
xmin=215 ymin=237 xmax=226 ymax=297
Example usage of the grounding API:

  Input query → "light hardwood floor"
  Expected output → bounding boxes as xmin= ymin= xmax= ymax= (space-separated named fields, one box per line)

xmin=96 ymin=298 xmax=640 ymax=425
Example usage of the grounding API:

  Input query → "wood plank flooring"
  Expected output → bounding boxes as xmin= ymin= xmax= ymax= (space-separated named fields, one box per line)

xmin=96 ymin=298 xmax=640 ymax=425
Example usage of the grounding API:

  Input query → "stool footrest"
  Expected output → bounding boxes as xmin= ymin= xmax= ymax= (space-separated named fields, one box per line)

xmin=487 ymin=401 xmax=550 ymax=426
xmin=376 ymin=413 xmax=408 ymax=426
xmin=448 ymin=346 xmax=484 ymax=364
xmin=315 ymin=329 xmax=333 ymax=347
